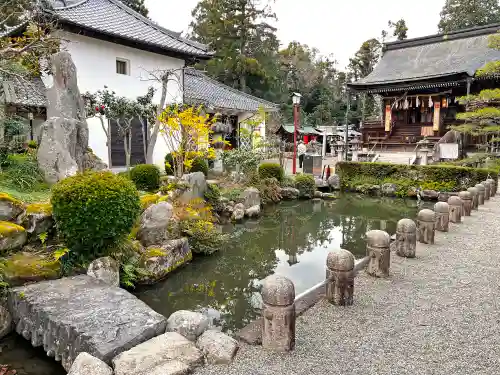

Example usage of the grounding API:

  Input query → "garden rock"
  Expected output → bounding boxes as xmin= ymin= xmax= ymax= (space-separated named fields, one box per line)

xmin=139 ymin=239 xmax=192 ymax=285
xmin=327 ymin=174 xmax=341 ymax=190
xmin=232 ymin=203 xmax=245 ymax=221
xmin=239 ymin=187 xmax=261 ymax=209
xmin=0 ymin=305 xmax=13 ymax=340
xmin=180 ymin=172 xmax=207 ymax=201
xmin=314 ymin=190 xmax=323 ymax=199
xmin=381 ymin=183 xmax=397 ymax=197
xmin=322 ymin=193 xmax=337 ymax=200
xmin=18 ymin=204 xmax=54 ymax=237
xmin=0 ymin=193 xmax=24 ymax=221
xmin=82 ymin=151 xmax=108 ymax=171
xmin=87 ymin=257 xmax=120 ymax=287
xmin=68 ymin=353 xmax=113 ymax=375
xmin=166 ymin=310 xmax=210 ymax=341
xmin=0 ymin=221 xmax=27 ymax=251
xmin=315 ymin=178 xmax=327 ymax=189
xmin=147 ymin=361 xmax=190 ymax=375
xmin=196 ymin=330 xmax=239 ymax=364
xmin=137 ymin=202 xmax=173 ymax=247
xmin=421 ymin=190 xmax=438 ymax=200
xmin=280 ymin=187 xmax=300 ymax=200
xmin=112 ymin=332 xmax=203 ymax=375
xmin=245 ymin=205 xmax=261 ymax=218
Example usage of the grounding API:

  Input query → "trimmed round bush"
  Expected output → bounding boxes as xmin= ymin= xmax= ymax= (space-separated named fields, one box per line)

xmin=51 ymin=171 xmax=141 ymax=258
xmin=259 ymin=163 xmax=284 ymax=182
xmin=189 ymin=157 xmax=209 ymax=176
xmin=295 ymin=174 xmax=316 ymax=198
xmin=130 ymin=164 xmax=161 ymax=191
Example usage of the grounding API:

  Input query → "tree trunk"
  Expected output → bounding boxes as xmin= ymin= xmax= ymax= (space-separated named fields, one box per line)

xmin=124 ymin=134 xmax=131 ymax=171
xmin=146 ymin=73 xmax=169 ymax=164
xmin=140 ymin=118 xmax=147 ymax=163
xmin=98 ymin=116 xmax=112 ymax=168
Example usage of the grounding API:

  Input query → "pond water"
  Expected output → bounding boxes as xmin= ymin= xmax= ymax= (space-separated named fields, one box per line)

xmin=0 ymin=195 xmax=421 ymax=374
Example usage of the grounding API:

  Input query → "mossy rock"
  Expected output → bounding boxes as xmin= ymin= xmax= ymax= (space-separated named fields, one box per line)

xmin=0 ymin=221 xmax=27 ymax=252
xmin=25 ymin=203 xmax=52 ymax=216
xmin=1 ymin=252 xmax=61 ymax=286
xmin=0 ymin=193 xmax=25 ymax=221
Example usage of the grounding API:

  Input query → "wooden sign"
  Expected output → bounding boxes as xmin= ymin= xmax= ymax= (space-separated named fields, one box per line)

xmin=433 ymin=102 xmax=441 ymax=131
xmin=385 ymin=105 xmax=392 ymax=131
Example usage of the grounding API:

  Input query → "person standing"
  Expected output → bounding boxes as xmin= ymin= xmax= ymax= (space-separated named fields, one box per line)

xmin=298 ymin=141 xmax=307 ymax=169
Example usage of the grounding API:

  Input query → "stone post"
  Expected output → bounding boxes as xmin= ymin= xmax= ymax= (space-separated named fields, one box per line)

xmin=448 ymin=196 xmax=462 ymax=223
xmin=420 ymin=147 xmax=431 ymax=166
xmin=482 ymin=181 xmax=491 ymax=201
xmin=366 ymin=230 xmax=391 ymax=278
xmin=417 ymin=209 xmax=435 ymax=244
xmin=262 ymin=275 xmax=295 ymax=352
xmin=395 ymin=219 xmax=417 ymax=258
xmin=434 ymin=202 xmax=449 ymax=232
xmin=326 ymin=249 xmax=355 ymax=306
xmin=486 ymin=178 xmax=496 ymax=197
xmin=475 ymin=184 xmax=486 ymax=205
xmin=467 ymin=187 xmax=479 ymax=210
xmin=458 ymin=191 xmax=472 ymax=216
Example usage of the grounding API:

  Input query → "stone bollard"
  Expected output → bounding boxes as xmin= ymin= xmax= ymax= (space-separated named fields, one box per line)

xmin=262 ymin=275 xmax=295 ymax=352
xmin=417 ymin=209 xmax=435 ymax=244
xmin=366 ymin=230 xmax=391 ymax=278
xmin=486 ymin=178 xmax=496 ymax=197
xmin=482 ymin=181 xmax=491 ymax=201
xmin=467 ymin=187 xmax=479 ymax=210
xmin=434 ymin=202 xmax=449 ymax=232
xmin=458 ymin=191 xmax=473 ymax=216
xmin=448 ymin=196 xmax=462 ymax=223
xmin=395 ymin=219 xmax=417 ymax=258
xmin=326 ymin=249 xmax=355 ymax=306
xmin=475 ymin=184 xmax=486 ymax=205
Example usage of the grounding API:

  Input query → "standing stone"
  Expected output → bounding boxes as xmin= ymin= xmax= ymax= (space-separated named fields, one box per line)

xmin=475 ymin=184 xmax=486 ymax=205
xmin=68 ymin=353 xmax=113 ymax=375
xmin=327 ymin=174 xmax=341 ymax=190
xmin=448 ymin=196 xmax=462 ymax=223
xmin=366 ymin=230 xmax=391 ymax=278
xmin=482 ymin=181 xmax=491 ymax=200
xmin=166 ymin=310 xmax=210 ymax=341
xmin=434 ymin=202 xmax=450 ymax=232
xmin=467 ymin=187 xmax=479 ymax=210
xmin=196 ymin=330 xmax=239 ymax=364
xmin=417 ymin=209 xmax=435 ymax=244
xmin=0 ymin=305 xmax=13 ymax=340
xmin=458 ymin=191 xmax=473 ymax=216
xmin=239 ymin=187 xmax=261 ymax=209
xmin=325 ymin=249 xmax=355 ymax=306
xmin=137 ymin=202 xmax=173 ymax=247
xmin=87 ymin=257 xmax=120 ymax=287
xmin=395 ymin=219 xmax=417 ymax=258
xmin=180 ymin=172 xmax=207 ymax=201
xmin=261 ymin=275 xmax=295 ymax=352
xmin=486 ymin=178 xmax=496 ymax=197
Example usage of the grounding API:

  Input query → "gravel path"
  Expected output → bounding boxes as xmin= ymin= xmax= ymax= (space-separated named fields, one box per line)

xmin=196 ymin=194 xmax=500 ymax=375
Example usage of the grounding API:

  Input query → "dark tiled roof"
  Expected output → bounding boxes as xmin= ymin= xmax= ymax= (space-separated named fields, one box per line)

xmin=349 ymin=23 xmax=500 ymax=90
xmin=1 ymin=76 xmax=47 ymax=108
xmin=48 ymin=0 xmax=212 ymax=58
xmin=184 ymin=68 xmax=278 ymax=113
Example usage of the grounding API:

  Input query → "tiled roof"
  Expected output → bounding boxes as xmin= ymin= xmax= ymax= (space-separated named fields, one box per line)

xmin=184 ymin=68 xmax=278 ymax=113
xmin=48 ymin=0 xmax=213 ymax=58
xmin=1 ymin=76 xmax=47 ymax=108
xmin=349 ymin=23 xmax=500 ymax=90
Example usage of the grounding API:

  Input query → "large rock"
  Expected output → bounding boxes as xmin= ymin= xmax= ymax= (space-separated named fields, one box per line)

xmin=18 ymin=203 xmax=54 ymax=237
xmin=239 ymin=187 xmax=260 ymax=209
xmin=166 ymin=310 xmax=210 ymax=341
xmin=68 ymin=353 xmax=113 ymax=375
xmin=147 ymin=361 xmax=190 ymax=375
xmin=180 ymin=172 xmax=207 ymax=202
xmin=381 ymin=183 xmax=397 ymax=197
xmin=82 ymin=150 xmax=108 ymax=171
xmin=37 ymin=52 xmax=90 ymax=184
xmin=0 ymin=193 xmax=24 ymax=221
xmin=0 ymin=221 xmax=27 ymax=251
xmin=137 ymin=202 xmax=173 ymax=247
xmin=87 ymin=257 xmax=120 ymax=287
xmin=196 ymin=330 xmax=239 ymax=364
xmin=112 ymin=332 xmax=203 ymax=375
xmin=327 ymin=174 xmax=341 ymax=190
xmin=245 ymin=205 xmax=261 ymax=218
xmin=232 ymin=203 xmax=245 ymax=222
xmin=139 ymin=238 xmax=192 ymax=285
xmin=0 ymin=305 xmax=13 ymax=340
xmin=7 ymin=275 xmax=167 ymax=371
xmin=280 ymin=187 xmax=299 ymax=200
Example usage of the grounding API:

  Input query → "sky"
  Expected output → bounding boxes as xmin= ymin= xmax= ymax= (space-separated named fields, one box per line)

xmin=145 ymin=0 xmax=445 ymax=70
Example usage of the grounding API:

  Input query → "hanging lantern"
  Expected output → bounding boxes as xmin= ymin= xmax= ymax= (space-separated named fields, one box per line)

xmin=428 ymin=96 xmax=433 ymax=107
xmin=404 ymin=98 xmax=409 ymax=109
xmin=416 ymin=96 xmax=420 ymax=107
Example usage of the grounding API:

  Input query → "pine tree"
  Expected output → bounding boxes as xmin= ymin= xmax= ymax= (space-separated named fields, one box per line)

xmin=438 ymin=0 xmax=500 ymax=33
xmin=119 ymin=0 xmax=149 ymax=18
xmin=388 ymin=19 xmax=408 ymax=41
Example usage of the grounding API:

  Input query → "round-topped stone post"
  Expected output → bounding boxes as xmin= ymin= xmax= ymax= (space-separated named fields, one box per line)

xmin=458 ymin=191 xmax=473 ymax=216
xmin=366 ymin=230 xmax=391 ymax=278
xmin=417 ymin=209 xmax=435 ymax=244
xmin=475 ymin=183 xmax=486 ymax=205
xmin=482 ymin=181 xmax=491 ymax=201
xmin=262 ymin=275 xmax=295 ymax=352
xmin=326 ymin=249 xmax=355 ymax=306
xmin=467 ymin=187 xmax=479 ymax=210
xmin=448 ymin=196 xmax=462 ymax=223
xmin=486 ymin=178 xmax=496 ymax=197
xmin=434 ymin=202 xmax=449 ymax=232
xmin=395 ymin=219 xmax=417 ymax=258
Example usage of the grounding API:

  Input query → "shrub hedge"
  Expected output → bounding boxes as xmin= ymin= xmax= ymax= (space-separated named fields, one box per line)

xmin=295 ymin=174 xmax=316 ymax=198
xmin=164 ymin=153 xmax=209 ymax=176
xmin=51 ymin=171 xmax=141 ymax=260
xmin=258 ymin=163 xmax=284 ymax=182
xmin=336 ymin=162 xmax=498 ymax=196
xmin=130 ymin=164 xmax=161 ymax=191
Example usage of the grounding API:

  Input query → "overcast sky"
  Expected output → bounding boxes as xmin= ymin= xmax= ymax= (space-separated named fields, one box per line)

xmin=145 ymin=0 xmax=445 ymax=69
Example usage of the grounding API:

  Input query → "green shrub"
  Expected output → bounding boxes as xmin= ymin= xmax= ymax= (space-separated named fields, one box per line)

xmin=27 ymin=140 xmax=38 ymax=149
xmin=295 ymin=174 xmax=316 ymax=198
xmin=189 ymin=158 xmax=209 ymax=176
xmin=165 ymin=153 xmax=174 ymax=175
xmin=281 ymin=175 xmax=296 ymax=188
xmin=180 ymin=219 xmax=229 ymax=255
xmin=2 ymin=153 xmax=46 ymax=191
xmin=258 ymin=177 xmax=282 ymax=204
xmin=130 ymin=164 xmax=161 ymax=191
xmin=51 ymin=171 xmax=141 ymax=260
xmin=204 ymin=183 xmax=221 ymax=207
xmin=117 ymin=171 xmax=131 ymax=179
xmin=258 ymin=163 xmax=284 ymax=182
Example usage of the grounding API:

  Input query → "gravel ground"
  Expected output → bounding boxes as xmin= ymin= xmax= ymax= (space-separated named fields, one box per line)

xmin=196 ymin=194 xmax=500 ymax=375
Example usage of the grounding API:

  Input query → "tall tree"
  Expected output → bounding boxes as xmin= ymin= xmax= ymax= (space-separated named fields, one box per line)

xmin=119 ymin=0 xmax=149 ymax=18
xmin=347 ymin=39 xmax=381 ymax=81
xmin=388 ymin=19 xmax=408 ymax=41
xmin=438 ymin=0 xmax=500 ymax=33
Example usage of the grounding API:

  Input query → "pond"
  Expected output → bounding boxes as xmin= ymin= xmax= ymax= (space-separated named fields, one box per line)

xmin=0 ymin=194 xmax=422 ymax=374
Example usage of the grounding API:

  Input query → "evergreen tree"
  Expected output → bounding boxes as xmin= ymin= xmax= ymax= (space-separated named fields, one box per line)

xmin=388 ymin=19 xmax=408 ymax=41
xmin=438 ymin=0 xmax=500 ymax=33
xmin=120 ymin=0 xmax=149 ymax=18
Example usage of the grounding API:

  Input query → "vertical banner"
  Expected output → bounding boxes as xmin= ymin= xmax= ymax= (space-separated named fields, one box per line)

xmin=433 ymin=102 xmax=441 ymax=131
xmin=385 ymin=105 xmax=392 ymax=131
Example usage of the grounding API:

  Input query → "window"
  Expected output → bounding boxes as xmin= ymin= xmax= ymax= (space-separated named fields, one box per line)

xmin=116 ymin=59 xmax=129 ymax=75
